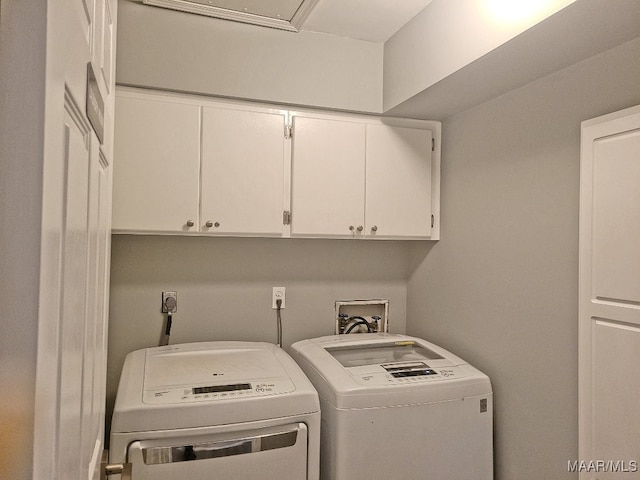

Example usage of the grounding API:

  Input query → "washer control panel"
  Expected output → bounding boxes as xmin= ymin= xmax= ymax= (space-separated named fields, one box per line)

xmin=143 ymin=379 xmax=295 ymax=404
xmin=383 ymin=362 xmax=437 ymax=378
xmin=351 ymin=363 xmax=467 ymax=386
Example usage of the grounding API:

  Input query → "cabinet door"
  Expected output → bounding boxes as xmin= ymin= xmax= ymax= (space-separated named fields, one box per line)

xmin=201 ymin=106 xmax=286 ymax=236
xmin=290 ymin=115 xmax=366 ymax=237
xmin=112 ymin=94 xmax=200 ymax=232
xmin=365 ymin=124 xmax=433 ymax=238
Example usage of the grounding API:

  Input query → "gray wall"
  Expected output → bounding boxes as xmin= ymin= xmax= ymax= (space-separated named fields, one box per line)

xmin=116 ymin=0 xmax=383 ymax=112
xmin=382 ymin=0 xmax=575 ymax=111
xmin=107 ymin=236 xmax=414 ymax=430
xmin=383 ymin=0 xmax=640 ymax=119
xmin=384 ymin=0 xmax=640 ymax=120
xmin=406 ymin=38 xmax=640 ymax=479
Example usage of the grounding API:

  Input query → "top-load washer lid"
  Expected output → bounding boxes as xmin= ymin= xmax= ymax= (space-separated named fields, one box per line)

xmin=326 ymin=340 xmax=445 ymax=368
xmin=111 ymin=342 xmax=319 ymax=433
xmin=142 ymin=343 xmax=296 ymax=403
xmin=291 ymin=333 xmax=492 ymax=409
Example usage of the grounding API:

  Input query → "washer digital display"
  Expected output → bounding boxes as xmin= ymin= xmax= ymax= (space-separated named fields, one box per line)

xmin=192 ymin=383 xmax=252 ymax=395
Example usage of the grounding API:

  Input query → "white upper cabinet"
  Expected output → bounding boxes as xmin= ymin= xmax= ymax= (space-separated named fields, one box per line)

xmin=365 ymin=124 xmax=433 ymax=238
xmin=290 ymin=113 xmax=438 ymax=239
xmin=290 ymin=115 xmax=366 ymax=237
xmin=201 ymin=106 xmax=287 ymax=236
xmin=112 ymin=87 xmax=441 ymax=240
xmin=112 ymin=92 xmax=201 ymax=232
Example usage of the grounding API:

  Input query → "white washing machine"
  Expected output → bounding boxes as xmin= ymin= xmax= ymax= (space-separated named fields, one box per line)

xmin=110 ymin=341 xmax=320 ymax=480
xmin=290 ymin=334 xmax=493 ymax=480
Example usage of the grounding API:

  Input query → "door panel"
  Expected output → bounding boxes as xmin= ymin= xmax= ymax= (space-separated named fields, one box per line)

xmin=82 ymin=138 xmax=101 ymax=480
xmin=592 ymin=319 xmax=640 ymax=478
xmin=76 ymin=0 xmax=93 ymax=44
xmin=112 ymin=95 xmax=201 ymax=232
xmin=102 ymin=1 xmax=115 ymax=94
xmin=82 ymin=144 xmax=112 ymax=480
xmin=365 ymin=124 xmax=432 ymax=238
xmin=201 ymin=106 xmax=286 ymax=235
xmin=290 ymin=115 xmax=365 ymax=237
xmin=592 ymin=130 xmax=640 ymax=303
xmin=58 ymin=104 xmax=91 ymax=480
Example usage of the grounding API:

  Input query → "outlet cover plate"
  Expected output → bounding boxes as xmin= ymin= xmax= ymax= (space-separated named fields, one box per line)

xmin=162 ymin=291 xmax=178 ymax=313
xmin=272 ymin=287 xmax=286 ymax=309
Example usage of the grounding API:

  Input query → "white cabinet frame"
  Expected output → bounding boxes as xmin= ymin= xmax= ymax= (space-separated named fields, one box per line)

xmin=112 ymin=87 xmax=441 ymax=240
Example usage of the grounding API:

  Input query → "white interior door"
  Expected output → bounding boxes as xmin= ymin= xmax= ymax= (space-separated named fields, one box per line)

xmin=290 ymin=115 xmax=366 ymax=237
xmin=33 ymin=1 xmax=118 ymax=479
xmin=579 ymin=105 xmax=640 ymax=478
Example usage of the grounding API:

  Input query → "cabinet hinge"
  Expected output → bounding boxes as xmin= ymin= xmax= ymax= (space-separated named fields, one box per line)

xmin=285 ymin=125 xmax=293 ymax=139
xmin=432 ymin=137 xmax=435 ymax=152
xmin=283 ymin=210 xmax=292 ymax=225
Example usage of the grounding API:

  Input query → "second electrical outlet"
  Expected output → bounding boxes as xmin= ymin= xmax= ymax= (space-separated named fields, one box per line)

xmin=272 ymin=286 xmax=286 ymax=309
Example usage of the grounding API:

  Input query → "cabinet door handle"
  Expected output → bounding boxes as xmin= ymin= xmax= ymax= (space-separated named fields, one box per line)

xmin=371 ymin=225 xmax=378 ymax=232
xmin=205 ymin=221 xmax=213 ymax=228
xmin=349 ymin=225 xmax=355 ymax=232
xmin=186 ymin=220 xmax=195 ymax=227
xmin=356 ymin=225 xmax=363 ymax=232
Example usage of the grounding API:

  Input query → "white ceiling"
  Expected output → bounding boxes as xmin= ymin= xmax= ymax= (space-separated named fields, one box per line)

xmin=147 ymin=0 xmax=432 ymax=42
xmin=302 ymin=0 xmax=433 ymax=43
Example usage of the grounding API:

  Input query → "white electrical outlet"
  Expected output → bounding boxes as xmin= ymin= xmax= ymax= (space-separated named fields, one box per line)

xmin=272 ymin=286 xmax=286 ymax=309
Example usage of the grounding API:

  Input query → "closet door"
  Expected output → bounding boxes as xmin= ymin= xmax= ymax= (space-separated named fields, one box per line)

xmin=290 ymin=114 xmax=366 ymax=237
xmin=579 ymin=105 xmax=640 ymax=476
xmin=200 ymin=105 xmax=287 ymax=236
